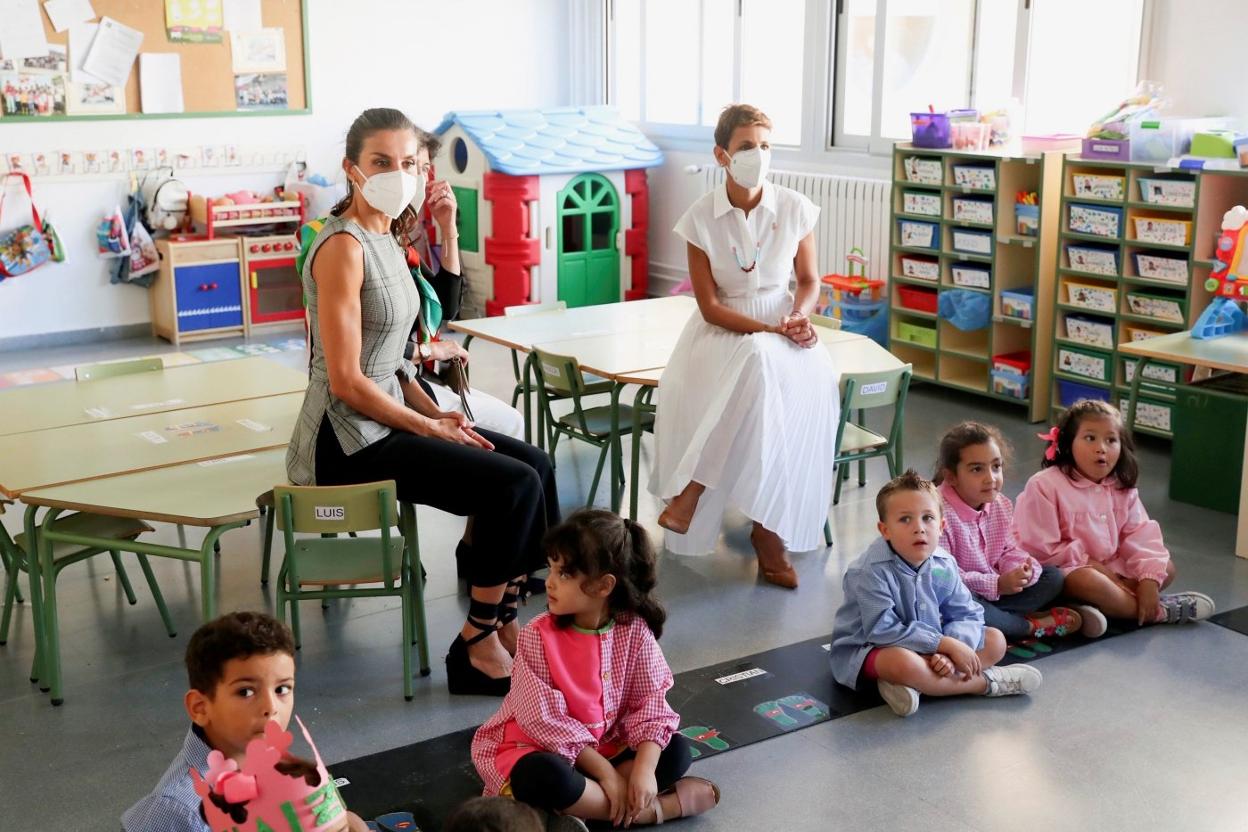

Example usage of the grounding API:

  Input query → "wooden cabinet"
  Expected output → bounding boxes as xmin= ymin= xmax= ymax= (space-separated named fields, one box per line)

xmin=150 ymin=238 xmax=246 ymax=346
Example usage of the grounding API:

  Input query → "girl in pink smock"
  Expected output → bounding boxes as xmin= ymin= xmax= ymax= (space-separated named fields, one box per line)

xmin=1014 ymin=400 xmax=1215 ymax=627
xmin=471 ymin=510 xmax=719 ymax=827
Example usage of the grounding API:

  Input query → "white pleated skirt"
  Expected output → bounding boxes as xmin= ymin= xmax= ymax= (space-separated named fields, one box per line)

xmin=648 ymin=289 xmax=841 ymax=555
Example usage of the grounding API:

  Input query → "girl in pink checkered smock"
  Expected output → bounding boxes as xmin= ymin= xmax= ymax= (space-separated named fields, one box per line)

xmin=471 ymin=511 xmax=720 ymax=827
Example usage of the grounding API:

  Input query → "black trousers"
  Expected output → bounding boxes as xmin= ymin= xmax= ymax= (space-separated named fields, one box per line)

xmin=314 ymin=413 xmax=559 ymax=587
xmin=508 ymin=734 xmax=693 ymax=812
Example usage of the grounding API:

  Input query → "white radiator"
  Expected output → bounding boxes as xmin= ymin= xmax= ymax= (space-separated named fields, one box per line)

xmin=699 ymin=166 xmax=891 ymax=280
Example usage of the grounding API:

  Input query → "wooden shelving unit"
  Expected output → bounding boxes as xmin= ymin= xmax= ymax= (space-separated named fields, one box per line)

xmin=889 ymin=143 xmax=1062 ymax=422
xmin=1049 ymin=157 xmax=1248 ymax=438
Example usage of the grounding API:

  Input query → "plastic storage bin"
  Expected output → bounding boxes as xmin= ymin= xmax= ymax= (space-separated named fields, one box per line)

xmin=896 ymin=320 xmax=937 ymax=348
xmin=952 ymin=197 xmax=994 ymax=224
xmin=1132 ymin=215 xmax=1191 ymax=246
xmin=911 ymin=113 xmax=952 ymax=148
xmin=1072 ymin=173 xmax=1125 ymax=200
xmin=1128 ymin=120 xmax=1181 ymax=162
xmin=1132 ymin=252 xmax=1187 ymax=283
xmin=897 ymin=285 xmax=938 ymax=314
xmin=1066 ymin=245 xmax=1119 ymax=276
xmin=1120 ymin=395 xmax=1173 ymax=432
xmin=1000 ymin=287 xmax=1035 ymax=320
xmin=1137 ymin=177 xmax=1195 ymax=208
xmin=898 ymin=219 xmax=939 ymax=250
xmin=952 ymin=165 xmax=996 ymax=191
xmin=1123 ymin=357 xmax=1181 ymax=386
xmin=1069 ymin=203 xmax=1123 ymax=237
xmin=1125 ymin=291 xmax=1185 ymax=323
xmin=903 ymin=156 xmax=943 ymax=185
xmin=1064 ymin=280 xmax=1117 ymax=313
xmin=993 ymin=351 xmax=1032 ymax=376
xmin=1015 ymin=203 xmax=1039 ymax=237
xmin=951 ymin=263 xmax=990 ymax=289
xmin=903 ymin=190 xmax=942 ymax=216
xmin=900 ymin=255 xmax=939 ymax=281
xmin=951 ymin=228 xmax=993 ymax=255
xmin=1057 ymin=345 xmax=1111 ymax=382
xmin=1082 ymin=138 xmax=1130 ymax=161
xmin=992 ymin=369 xmax=1029 ymax=400
xmin=1058 ymin=378 xmax=1111 ymax=407
xmin=1064 ymin=313 xmax=1115 ymax=348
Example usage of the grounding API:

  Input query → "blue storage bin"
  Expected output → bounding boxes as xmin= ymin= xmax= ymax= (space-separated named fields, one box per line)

xmin=991 ymin=368 xmax=1030 ymax=400
xmin=1000 ymin=287 xmax=1035 ymax=321
xmin=824 ymin=295 xmax=888 ymax=346
xmin=1057 ymin=379 xmax=1111 ymax=408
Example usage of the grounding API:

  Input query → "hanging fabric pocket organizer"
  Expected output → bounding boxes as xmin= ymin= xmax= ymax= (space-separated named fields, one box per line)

xmin=0 ymin=172 xmax=62 ymax=280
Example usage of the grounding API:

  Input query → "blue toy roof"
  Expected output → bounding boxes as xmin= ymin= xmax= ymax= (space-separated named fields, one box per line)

xmin=433 ymin=107 xmax=664 ymax=176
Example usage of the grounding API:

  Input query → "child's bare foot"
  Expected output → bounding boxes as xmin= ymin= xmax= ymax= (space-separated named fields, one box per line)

xmin=632 ymin=777 xmax=720 ymax=824
xmin=750 ymin=523 xmax=797 ymax=589
xmin=1026 ymin=606 xmax=1083 ymax=638
xmin=658 ymin=482 xmax=705 ymax=534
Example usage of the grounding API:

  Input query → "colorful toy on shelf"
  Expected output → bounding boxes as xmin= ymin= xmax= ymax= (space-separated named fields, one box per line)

xmin=188 ymin=188 xmax=306 ymax=239
xmin=818 ymin=248 xmax=884 ymax=316
xmin=1193 ymin=205 xmax=1248 ymax=339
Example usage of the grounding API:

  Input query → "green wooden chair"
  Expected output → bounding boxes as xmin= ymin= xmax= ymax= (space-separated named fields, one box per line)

xmin=0 ymin=510 xmax=174 ymax=655
xmin=531 ymin=348 xmax=655 ymax=508
xmin=73 ymin=356 xmax=164 ymax=381
xmin=823 ymin=366 xmax=913 ymax=545
xmin=273 ymin=481 xmax=430 ymax=700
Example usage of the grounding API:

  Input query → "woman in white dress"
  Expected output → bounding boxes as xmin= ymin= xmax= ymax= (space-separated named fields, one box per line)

xmin=649 ymin=104 xmax=840 ymax=588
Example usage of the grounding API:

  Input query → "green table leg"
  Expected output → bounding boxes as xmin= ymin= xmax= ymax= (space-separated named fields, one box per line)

xmin=609 ymin=383 xmax=625 ymax=513
xmin=522 ymin=352 xmax=534 ymax=446
xmin=37 ymin=507 xmax=65 ymax=704
xmin=1125 ymin=356 xmax=1150 ymax=435
xmin=197 ymin=524 xmax=241 ymax=622
xmin=23 ymin=504 xmax=46 ymax=689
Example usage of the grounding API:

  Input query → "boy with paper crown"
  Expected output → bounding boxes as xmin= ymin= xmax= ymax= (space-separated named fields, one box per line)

xmin=122 ymin=612 xmax=368 ymax=832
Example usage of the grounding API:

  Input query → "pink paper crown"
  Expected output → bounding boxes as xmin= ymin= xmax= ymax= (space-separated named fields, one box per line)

xmin=191 ymin=716 xmax=349 ymax=832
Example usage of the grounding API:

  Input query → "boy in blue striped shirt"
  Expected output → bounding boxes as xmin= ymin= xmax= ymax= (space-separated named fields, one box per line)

xmin=829 ymin=470 xmax=1043 ymax=717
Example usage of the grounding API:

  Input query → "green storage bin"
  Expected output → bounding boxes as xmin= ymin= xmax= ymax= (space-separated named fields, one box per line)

xmin=1057 ymin=344 xmax=1111 ymax=382
xmin=896 ymin=320 xmax=937 ymax=348
xmin=1122 ymin=357 xmax=1182 ymax=391
xmin=1170 ymin=378 xmax=1247 ymax=513
xmin=1118 ymin=394 xmax=1174 ymax=434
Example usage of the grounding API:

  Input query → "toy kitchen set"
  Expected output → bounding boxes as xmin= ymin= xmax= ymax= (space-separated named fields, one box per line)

xmin=147 ymin=184 xmax=307 ymax=346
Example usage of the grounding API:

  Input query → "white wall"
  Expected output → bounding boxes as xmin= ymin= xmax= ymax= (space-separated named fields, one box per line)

xmin=0 ymin=0 xmax=571 ymax=341
xmin=1145 ymin=0 xmax=1248 ymax=118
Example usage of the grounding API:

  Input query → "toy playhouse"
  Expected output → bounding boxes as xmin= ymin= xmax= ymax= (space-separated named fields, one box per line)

xmin=433 ymin=107 xmax=664 ymax=316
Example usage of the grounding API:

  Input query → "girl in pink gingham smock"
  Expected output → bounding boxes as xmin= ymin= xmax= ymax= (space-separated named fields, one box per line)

xmin=1014 ymin=400 xmax=1215 ymax=628
xmin=471 ymin=511 xmax=719 ymax=827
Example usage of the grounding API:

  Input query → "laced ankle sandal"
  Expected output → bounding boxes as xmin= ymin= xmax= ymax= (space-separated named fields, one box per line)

xmin=445 ymin=598 xmax=511 ymax=697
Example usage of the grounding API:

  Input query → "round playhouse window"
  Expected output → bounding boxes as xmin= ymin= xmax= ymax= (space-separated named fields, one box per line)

xmin=452 ymin=138 xmax=469 ymax=174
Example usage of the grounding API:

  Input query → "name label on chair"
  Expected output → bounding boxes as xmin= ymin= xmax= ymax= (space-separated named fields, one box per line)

xmin=859 ymin=381 xmax=887 ymax=395
xmin=315 ymin=506 xmax=346 ymax=520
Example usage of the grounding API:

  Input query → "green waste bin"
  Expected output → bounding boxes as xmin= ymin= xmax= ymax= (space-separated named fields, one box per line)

xmin=1170 ymin=375 xmax=1247 ymax=514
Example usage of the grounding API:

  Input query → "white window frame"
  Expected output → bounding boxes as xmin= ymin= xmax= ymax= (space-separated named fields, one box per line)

xmin=600 ymin=0 xmax=1153 ymax=163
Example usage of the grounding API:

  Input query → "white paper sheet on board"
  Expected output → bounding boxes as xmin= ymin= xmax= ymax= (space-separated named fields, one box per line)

xmin=0 ymin=0 xmax=52 ymax=60
xmin=81 ymin=15 xmax=143 ymax=87
xmin=43 ymin=0 xmax=97 ymax=33
xmin=222 ymin=0 xmax=262 ymax=33
xmin=139 ymin=52 xmax=184 ymax=114
xmin=68 ymin=21 xmax=103 ymax=83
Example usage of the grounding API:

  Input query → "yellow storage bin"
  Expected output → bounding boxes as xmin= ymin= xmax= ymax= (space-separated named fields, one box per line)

xmin=1132 ymin=215 xmax=1191 ymax=246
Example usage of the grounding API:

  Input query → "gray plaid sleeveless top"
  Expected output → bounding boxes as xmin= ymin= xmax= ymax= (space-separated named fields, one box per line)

xmin=285 ymin=215 xmax=420 ymax=485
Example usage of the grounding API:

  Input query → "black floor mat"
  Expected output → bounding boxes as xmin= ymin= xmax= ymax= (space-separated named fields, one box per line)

xmin=1209 ymin=605 xmax=1248 ymax=637
xmin=329 ymin=611 xmax=1182 ymax=829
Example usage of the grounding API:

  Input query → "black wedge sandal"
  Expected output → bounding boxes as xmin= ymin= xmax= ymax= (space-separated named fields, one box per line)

xmin=445 ymin=598 xmax=512 ymax=697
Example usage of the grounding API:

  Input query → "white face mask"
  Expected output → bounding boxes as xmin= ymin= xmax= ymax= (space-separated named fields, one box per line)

xmin=351 ymin=165 xmax=422 ymax=219
xmin=726 ymin=146 xmax=771 ymax=189
xmin=408 ymin=172 xmax=427 ymax=214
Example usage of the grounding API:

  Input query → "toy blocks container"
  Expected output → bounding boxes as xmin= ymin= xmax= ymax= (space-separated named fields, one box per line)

xmin=1000 ymin=287 xmax=1035 ymax=321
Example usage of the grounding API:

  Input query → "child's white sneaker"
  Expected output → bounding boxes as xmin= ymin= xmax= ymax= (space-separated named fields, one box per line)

xmin=1072 ymin=604 xmax=1108 ymax=638
xmin=877 ymin=679 xmax=920 ymax=717
xmin=1158 ymin=591 xmax=1216 ymax=624
xmin=982 ymin=664 xmax=1043 ymax=697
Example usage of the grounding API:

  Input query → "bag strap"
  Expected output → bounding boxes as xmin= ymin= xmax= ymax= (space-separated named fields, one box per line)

xmin=0 ymin=173 xmax=42 ymax=230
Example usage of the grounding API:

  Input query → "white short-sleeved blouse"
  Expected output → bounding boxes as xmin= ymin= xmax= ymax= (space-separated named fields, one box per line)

xmin=672 ymin=180 xmax=820 ymax=297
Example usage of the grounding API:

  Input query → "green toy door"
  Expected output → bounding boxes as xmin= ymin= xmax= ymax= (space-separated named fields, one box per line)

xmin=557 ymin=173 xmax=620 ymax=308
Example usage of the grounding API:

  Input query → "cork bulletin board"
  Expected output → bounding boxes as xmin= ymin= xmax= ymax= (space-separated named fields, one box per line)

xmin=3 ymin=0 xmax=309 ymax=121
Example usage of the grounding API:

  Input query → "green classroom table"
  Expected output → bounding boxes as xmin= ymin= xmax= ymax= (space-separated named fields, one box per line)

xmin=0 ymin=392 xmax=303 ymax=498
xmin=0 ymin=356 xmax=307 ymax=437
xmin=1119 ymin=331 xmax=1248 ymax=558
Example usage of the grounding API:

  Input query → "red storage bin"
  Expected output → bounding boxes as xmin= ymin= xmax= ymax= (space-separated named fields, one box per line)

xmin=897 ymin=285 xmax=938 ymax=314
xmin=992 ymin=351 xmax=1032 ymax=375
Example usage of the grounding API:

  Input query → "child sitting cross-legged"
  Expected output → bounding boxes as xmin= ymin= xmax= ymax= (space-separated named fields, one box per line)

xmin=471 ymin=510 xmax=719 ymax=827
xmin=829 ymin=470 xmax=1043 ymax=717
xmin=934 ymin=421 xmax=1089 ymax=641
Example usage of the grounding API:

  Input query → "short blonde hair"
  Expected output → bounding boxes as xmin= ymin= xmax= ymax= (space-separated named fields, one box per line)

xmin=714 ymin=104 xmax=772 ymax=150
xmin=875 ymin=469 xmax=941 ymax=522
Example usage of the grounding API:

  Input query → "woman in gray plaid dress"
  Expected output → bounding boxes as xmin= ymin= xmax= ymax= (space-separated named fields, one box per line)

xmin=286 ymin=108 xmax=559 ymax=697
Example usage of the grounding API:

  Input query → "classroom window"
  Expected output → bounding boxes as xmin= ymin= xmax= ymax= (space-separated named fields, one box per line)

xmin=610 ymin=0 xmax=806 ymax=146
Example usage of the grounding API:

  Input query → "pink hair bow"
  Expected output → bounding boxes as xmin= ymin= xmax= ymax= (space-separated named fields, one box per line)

xmin=1037 ymin=426 xmax=1059 ymax=461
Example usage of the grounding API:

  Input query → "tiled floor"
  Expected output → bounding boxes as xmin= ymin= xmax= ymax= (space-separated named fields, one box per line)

xmin=1 ymin=331 xmax=1245 ymax=830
